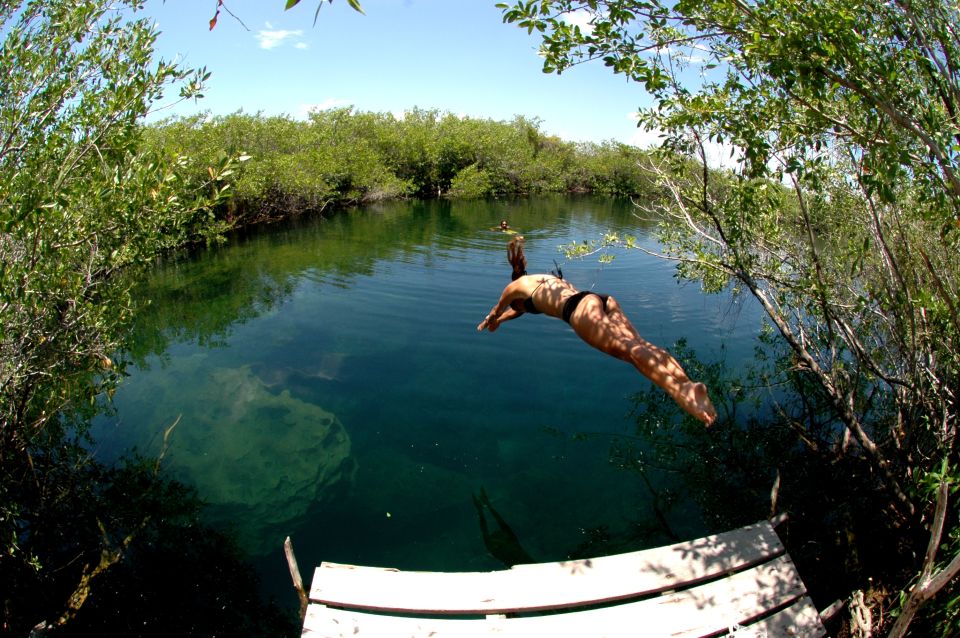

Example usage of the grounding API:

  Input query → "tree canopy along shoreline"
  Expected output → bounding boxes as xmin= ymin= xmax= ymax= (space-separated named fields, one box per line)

xmin=143 ymin=108 xmax=660 ymax=224
xmin=496 ymin=0 xmax=960 ymax=635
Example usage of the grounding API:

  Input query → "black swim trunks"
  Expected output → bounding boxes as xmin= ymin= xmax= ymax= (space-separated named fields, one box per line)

xmin=561 ymin=291 xmax=610 ymax=324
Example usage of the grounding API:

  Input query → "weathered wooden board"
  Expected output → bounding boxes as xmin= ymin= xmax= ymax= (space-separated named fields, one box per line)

xmin=753 ymin=595 xmax=828 ymax=637
xmin=308 ymin=521 xmax=785 ymax=615
xmin=302 ymin=555 xmax=823 ymax=638
xmin=301 ymin=520 xmax=827 ymax=638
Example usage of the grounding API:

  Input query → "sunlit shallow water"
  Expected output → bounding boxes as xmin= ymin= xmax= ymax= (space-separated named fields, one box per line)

xmin=93 ymin=195 xmax=765 ymax=605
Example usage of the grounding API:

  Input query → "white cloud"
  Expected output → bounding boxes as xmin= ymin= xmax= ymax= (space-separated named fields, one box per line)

xmin=662 ymin=45 xmax=707 ymax=65
xmin=701 ymin=140 xmax=743 ymax=169
xmin=626 ymin=112 xmax=660 ymax=149
xmin=628 ymin=119 xmax=743 ymax=170
xmin=562 ymin=8 xmax=598 ymax=35
xmin=628 ymin=126 xmax=666 ymax=150
xmin=294 ymin=42 xmax=309 ymax=50
xmin=256 ymin=27 xmax=306 ymax=50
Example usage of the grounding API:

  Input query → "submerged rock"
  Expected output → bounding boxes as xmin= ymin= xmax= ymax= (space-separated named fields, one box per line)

xmin=153 ymin=364 xmax=354 ymax=555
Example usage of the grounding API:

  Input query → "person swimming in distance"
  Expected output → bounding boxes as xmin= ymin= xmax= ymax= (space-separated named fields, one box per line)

xmin=491 ymin=219 xmax=519 ymax=234
xmin=477 ymin=239 xmax=717 ymax=426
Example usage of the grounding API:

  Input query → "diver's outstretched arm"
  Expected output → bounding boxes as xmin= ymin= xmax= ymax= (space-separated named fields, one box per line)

xmin=477 ymin=281 xmax=526 ymax=332
xmin=478 ymin=306 xmax=522 ymax=332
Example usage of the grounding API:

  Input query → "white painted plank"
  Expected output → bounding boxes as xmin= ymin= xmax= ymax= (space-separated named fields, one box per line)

xmin=308 ymin=521 xmax=786 ymax=614
xmin=302 ymin=555 xmax=815 ymax=638
xmin=752 ymin=596 xmax=827 ymax=637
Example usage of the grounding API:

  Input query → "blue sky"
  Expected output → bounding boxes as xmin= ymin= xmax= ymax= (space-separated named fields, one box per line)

xmin=143 ymin=0 xmax=658 ymax=146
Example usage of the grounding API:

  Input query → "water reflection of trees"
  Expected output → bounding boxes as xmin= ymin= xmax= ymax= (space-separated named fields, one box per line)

xmin=124 ymin=196 xmax=655 ymax=363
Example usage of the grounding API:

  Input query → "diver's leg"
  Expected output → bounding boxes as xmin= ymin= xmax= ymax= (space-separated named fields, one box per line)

xmin=569 ymin=296 xmax=716 ymax=425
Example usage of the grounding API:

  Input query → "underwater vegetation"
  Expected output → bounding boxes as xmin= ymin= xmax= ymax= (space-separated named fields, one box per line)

xmin=105 ymin=357 xmax=355 ymax=555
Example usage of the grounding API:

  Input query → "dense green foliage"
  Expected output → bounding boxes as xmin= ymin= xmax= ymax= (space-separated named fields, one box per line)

xmin=501 ymin=0 xmax=960 ymax=634
xmin=0 ymin=1 xmax=270 ymax=633
xmin=143 ymin=108 xmax=656 ymax=224
xmin=0 ymin=0 xmax=237 ymax=456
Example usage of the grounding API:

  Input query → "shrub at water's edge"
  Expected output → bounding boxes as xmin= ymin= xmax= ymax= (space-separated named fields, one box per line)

xmin=142 ymin=108 xmax=659 ymax=225
xmin=0 ymin=1 xmax=285 ymax=634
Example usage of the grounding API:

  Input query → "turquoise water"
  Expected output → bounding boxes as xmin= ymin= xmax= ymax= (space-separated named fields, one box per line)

xmin=93 ymin=195 xmax=764 ymax=603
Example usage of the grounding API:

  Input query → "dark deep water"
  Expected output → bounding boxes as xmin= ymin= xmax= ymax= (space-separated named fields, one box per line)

xmin=93 ymin=195 xmax=766 ymax=611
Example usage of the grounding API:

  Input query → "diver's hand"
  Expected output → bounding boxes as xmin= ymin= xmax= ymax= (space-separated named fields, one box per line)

xmin=478 ymin=312 xmax=499 ymax=332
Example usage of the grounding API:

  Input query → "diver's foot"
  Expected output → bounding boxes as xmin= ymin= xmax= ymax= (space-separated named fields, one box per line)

xmin=681 ymin=381 xmax=717 ymax=426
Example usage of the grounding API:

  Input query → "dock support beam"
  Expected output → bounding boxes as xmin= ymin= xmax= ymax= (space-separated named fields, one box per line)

xmin=284 ymin=536 xmax=308 ymax=620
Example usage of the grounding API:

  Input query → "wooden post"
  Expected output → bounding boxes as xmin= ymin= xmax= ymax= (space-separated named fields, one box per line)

xmin=284 ymin=536 xmax=308 ymax=620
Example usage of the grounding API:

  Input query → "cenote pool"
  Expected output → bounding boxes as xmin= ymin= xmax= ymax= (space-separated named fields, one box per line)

xmin=92 ymin=195 xmax=767 ymax=608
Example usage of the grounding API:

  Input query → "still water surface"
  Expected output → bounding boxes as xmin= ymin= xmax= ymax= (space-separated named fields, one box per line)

xmin=93 ymin=195 xmax=764 ymax=603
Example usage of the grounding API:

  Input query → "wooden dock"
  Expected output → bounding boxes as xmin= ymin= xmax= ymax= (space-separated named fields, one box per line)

xmin=296 ymin=519 xmax=827 ymax=637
